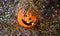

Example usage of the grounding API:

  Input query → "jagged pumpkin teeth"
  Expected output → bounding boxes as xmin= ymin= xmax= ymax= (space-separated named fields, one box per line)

xmin=32 ymin=23 xmax=34 ymax=25
xmin=27 ymin=22 xmax=30 ymax=23
xmin=17 ymin=8 xmax=38 ymax=28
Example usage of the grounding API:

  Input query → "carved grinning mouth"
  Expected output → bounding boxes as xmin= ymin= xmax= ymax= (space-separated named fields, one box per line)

xmin=22 ymin=19 xmax=34 ymax=25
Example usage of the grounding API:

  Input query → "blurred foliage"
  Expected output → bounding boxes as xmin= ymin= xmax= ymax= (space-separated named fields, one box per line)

xmin=0 ymin=0 xmax=60 ymax=36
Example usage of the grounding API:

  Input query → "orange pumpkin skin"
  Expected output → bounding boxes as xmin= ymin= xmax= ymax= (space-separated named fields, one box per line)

xmin=17 ymin=8 xmax=38 ymax=28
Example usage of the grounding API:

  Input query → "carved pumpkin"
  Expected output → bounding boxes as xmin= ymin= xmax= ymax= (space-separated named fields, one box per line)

xmin=17 ymin=8 xmax=38 ymax=28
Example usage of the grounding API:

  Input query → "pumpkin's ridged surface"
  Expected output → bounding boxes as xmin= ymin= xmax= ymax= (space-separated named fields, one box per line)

xmin=17 ymin=8 xmax=38 ymax=28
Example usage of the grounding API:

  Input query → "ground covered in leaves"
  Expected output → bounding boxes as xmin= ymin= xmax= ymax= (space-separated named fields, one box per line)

xmin=0 ymin=0 xmax=60 ymax=36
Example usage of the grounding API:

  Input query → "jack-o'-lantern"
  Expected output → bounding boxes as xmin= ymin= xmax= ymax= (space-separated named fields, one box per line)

xmin=17 ymin=8 xmax=38 ymax=28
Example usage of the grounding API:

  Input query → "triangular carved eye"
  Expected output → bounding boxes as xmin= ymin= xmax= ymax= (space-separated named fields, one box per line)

xmin=29 ymin=18 xmax=31 ymax=20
